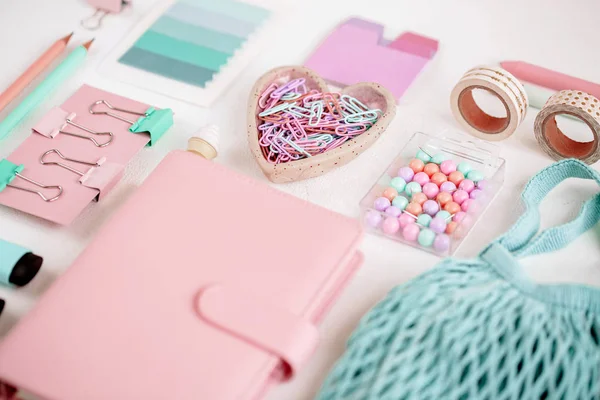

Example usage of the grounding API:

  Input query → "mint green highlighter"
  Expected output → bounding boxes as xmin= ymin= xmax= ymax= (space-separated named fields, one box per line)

xmin=0 ymin=41 xmax=92 ymax=139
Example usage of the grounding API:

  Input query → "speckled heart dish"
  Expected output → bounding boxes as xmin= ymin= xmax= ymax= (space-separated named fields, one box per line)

xmin=248 ymin=66 xmax=396 ymax=183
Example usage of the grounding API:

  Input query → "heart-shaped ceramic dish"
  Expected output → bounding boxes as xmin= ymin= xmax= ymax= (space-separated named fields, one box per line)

xmin=247 ymin=66 xmax=396 ymax=183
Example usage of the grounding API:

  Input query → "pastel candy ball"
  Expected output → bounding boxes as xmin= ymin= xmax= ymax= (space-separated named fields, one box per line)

xmin=448 ymin=171 xmax=465 ymax=186
xmin=444 ymin=201 xmax=461 ymax=214
xmin=477 ymin=179 xmax=489 ymax=190
xmin=457 ymin=162 xmax=472 ymax=175
xmin=390 ymin=177 xmax=407 ymax=193
xmin=446 ymin=221 xmax=458 ymax=234
xmin=453 ymin=211 xmax=467 ymax=223
xmin=429 ymin=217 xmax=447 ymax=234
xmin=417 ymin=213 xmax=432 ymax=227
xmin=423 ymin=163 xmax=440 ymax=177
xmin=439 ymin=181 xmax=457 ymax=193
xmin=409 ymin=159 xmax=425 ymax=173
xmin=402 ymin=223 xmax=420 ymax=242
xmin=458 ymin=179 xmax=475 ymax=193
xmin=365 ymin=210 xmax=382 ymax=227
xmin=418 ymin=228 xmax=436 ymax=247
xmin=422 ymin=200 xmax=440 ymax=216
xmin=436 ymin=210 xmax=452 ymax=221
xmin=413 ymin=172 xmax=430 ymax=186
xmin=422 ymin=182 xmax=439 ymax=199
xmin=452 ymin=189 xmax=469 ymax=205
xmin=431 ymin=153 xmax=448 ymax=164
xmin=433 ymin=234 xmax=451 ymax=252
xmin=392 ymin=195 xmax=409 ymax=210
xmin=405 ymin=182 xmax=422 ymax=197
xmin=461 ymin=199 xmax=474 ymax=212
xmin=382 ymin=187 xmax=398 ymax=201
xmin=436 ymin=192 xmax=453 ymax=207
xmin=398 ymin=167 xmax=414 ymax=182
xmin=374 ymin=197 xmax=391 ymax=211
xmin=405 ymin=202 xmax=423 ymax=216
xmin=440 ymin=160 xmax=457 ymax=175
xmin=467 ymin=170 xmax=484 ymax=182
xmin=431 ymin=172 xmax=448 ymax=186
xmin=470 ymin=189 xmax=483 ymax=199
xmin=416 ymin=150 xmax=432 ymax=163
xmin=385 ymin=206 xmax=402 ymax=218
xmin=398 ymin=213 xmax=415 ymax=228
xmin=411 ymin=192 xmax=428 ymax=205
xmin=382 ymin=217 xmax=400 ymax=234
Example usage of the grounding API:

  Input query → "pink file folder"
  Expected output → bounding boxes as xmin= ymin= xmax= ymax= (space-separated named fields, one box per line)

xmin=0 ymin=150 xmax=364 ymax=399
xmin=305 ymin=18 xmax=438 ymax=101
xmin=0 ymin=85 xmax=151 ymax=225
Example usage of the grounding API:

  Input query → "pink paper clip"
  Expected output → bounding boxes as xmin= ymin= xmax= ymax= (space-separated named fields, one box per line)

xmin=305 ymin=18 xmax=438 ymax=102
xmin=39 ymin=149 xmax=124 ymax=201
xmin=32 ymin=107 xmax=113 ymax=147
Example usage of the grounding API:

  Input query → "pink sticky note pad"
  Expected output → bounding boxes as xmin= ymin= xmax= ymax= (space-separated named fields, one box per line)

xmin=0 ymin=85 xmax=150 ymax=225
xmin=305 ymin=18 xmax=438 ymax=101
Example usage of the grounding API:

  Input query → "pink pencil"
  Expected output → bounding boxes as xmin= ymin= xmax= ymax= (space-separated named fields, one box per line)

xmin=0 ymin=32 xmax=73 ymax=112
xmin=501 ymin=61 xmax=600 ymax=100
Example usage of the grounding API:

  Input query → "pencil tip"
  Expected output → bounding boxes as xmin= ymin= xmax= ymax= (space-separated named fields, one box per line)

xmin=62 ymin=32 xmax=74 ymax=43
xmin=83 ymin=39 xmax=95 ymax=50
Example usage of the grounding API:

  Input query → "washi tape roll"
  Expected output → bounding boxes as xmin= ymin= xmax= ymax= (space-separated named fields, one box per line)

xmin=450 ymin=66 xmax=528 ymax=141
xmin=534 ymin=90 xmax=600 ymax=164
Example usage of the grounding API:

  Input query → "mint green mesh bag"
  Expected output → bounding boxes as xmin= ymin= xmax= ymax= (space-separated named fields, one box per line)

xmin=318 ymin=159 xmax=600 ymax=400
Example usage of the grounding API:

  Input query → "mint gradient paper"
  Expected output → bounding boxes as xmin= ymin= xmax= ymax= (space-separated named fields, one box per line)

xmin=118 ymin=0 xmax=270 ymax=88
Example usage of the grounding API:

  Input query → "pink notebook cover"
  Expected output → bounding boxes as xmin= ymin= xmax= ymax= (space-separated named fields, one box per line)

xmin=0 ymin=151 xmax=364 ymax=400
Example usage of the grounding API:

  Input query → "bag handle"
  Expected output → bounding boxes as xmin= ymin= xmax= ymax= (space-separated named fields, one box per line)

xmin=497 ymin=159 xmax=600 ymax=258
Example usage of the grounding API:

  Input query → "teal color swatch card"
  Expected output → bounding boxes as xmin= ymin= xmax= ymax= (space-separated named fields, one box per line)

xmin=118 ymin=0 xmax=271 ymax=88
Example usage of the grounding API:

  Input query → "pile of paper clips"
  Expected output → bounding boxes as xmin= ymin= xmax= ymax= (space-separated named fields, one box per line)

xmin=257 ymin=78 xmax=382 ymax=164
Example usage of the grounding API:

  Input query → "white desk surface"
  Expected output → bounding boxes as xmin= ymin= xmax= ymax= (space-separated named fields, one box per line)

xmin=2 ymin=0 xmax=600 ymax=399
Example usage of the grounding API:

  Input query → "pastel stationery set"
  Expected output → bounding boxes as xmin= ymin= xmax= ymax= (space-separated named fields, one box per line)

xmin=0 ymin=150 xmax=364 ymax=400
xmin=101 ymin=0 xmax=277 ymax=106
xmin=0 ymin=85 xmax=172 ymax=225
xmin=304 ymin=18 xmax=438 ymax=102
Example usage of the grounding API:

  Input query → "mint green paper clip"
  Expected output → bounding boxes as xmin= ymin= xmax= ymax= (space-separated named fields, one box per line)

xmin=89 ymin=100 xmax=173 ymax=146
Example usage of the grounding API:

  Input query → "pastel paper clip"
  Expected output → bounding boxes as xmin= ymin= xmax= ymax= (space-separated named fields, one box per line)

xmin=40 ymin=149 xmax=124 ymax=201
xmin=89 ymin=100 xmax=173 ymax=146
xmin=32 ymin=106 xmax=113 ymax=147
xmin=304 ymin=17 xmax=438 ymax=102
xmin=0 ymin=159 xmax=63 ymax=202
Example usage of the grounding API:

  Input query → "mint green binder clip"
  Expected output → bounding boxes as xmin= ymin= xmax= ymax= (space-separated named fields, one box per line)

xmin=0 ymin=159 xmax=23 ymax=192
xmin=0 ymin=159 xmax=63 ymax=202
xmin=89 ymin=100 xmax=173 ymax=146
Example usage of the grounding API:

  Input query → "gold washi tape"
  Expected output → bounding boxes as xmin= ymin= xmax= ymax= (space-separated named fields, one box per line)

xmin=534 ymin=90 xmax=600 ymax=164
xmin=450 ymin=66 xmax=528 ymax=141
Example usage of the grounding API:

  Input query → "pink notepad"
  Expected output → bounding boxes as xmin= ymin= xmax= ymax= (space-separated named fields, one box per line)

xmin=0 ymin=151 xmax=364 ymax=400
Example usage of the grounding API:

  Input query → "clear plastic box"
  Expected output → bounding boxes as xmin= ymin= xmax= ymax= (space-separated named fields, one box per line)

xmin=359 ymin=132 xmax=505 ymax=255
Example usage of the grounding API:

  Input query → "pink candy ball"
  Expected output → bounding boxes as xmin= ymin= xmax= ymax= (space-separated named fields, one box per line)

xmin=458 ymin=179 xmax=475 ymax=193
xmin=440 ymin=160 xmax=457 ymax=175
xmin=398 ymin=167 xmax=415 ymax=183
xmin=398 ymin=213 xmax=415 ymax=229
xmin=470 ymin=189 xmax=483 ymax=199
xmin=422 ymin=182 xmax=439 ymax=199
xmin=461 ymin=199 xmax=474 ymax=212
xmin=413 ymin=172 xmax=430 ymax=186
xmin=452 ymin=189 xmax=469 ymax=205
xmin=453 ymin=211 xmax=467 ymax=223
xmin=439 ymin=181 xmax=457 ymax=193
xmin=402 ymin=223 xmax=420 ymax=242
xmin=382 ymin=217 xmax=400 ymax=234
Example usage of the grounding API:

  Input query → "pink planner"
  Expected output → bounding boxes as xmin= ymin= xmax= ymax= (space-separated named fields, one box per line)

xmin=0 ymin=150 xmax=364 ymax=400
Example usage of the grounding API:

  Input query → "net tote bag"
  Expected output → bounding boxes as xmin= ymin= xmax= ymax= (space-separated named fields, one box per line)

xmin=318 ymin=159 xmax=600 ymax=400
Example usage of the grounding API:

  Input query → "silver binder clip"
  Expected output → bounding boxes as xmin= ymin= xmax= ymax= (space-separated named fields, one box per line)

xmin=0 ymin=159 xmax=63 ymax=202
xmin=33 ymin=107 xmax=113 ymax=147
xmin=40 ymin=149 xmax=123 ymax=201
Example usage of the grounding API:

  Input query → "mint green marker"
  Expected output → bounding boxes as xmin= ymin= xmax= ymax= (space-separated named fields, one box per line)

xmin=0 ymin=39 xmax=93 ymax=139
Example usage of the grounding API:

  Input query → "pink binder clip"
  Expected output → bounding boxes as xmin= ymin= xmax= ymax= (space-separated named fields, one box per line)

xmin=32 ymin=107 xmax=113 ymax=147
xmin=305 ymin=18 xmax=439 ymax=102
xmin=82 ymin=0 xmax=130 ymax=30
xmin=39 ymin=149 xmax=123 ymax=201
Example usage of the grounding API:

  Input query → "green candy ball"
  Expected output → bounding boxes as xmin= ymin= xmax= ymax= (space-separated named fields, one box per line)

xmin=417 ymin=214 xmax=432 ymax=227
xmin=390 ymin=177 xmax=407 ymax=193
xmin=416 ymin=150 xmax=432 ymax=163
xmin=418 ymin=228 xmax=436 ymax=247
xmin=392 ymin=195 xmax=409 ymax=210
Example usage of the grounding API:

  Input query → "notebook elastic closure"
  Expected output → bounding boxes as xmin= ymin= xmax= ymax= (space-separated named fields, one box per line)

xmin=197 ymin=284 xmax=320 ymax=381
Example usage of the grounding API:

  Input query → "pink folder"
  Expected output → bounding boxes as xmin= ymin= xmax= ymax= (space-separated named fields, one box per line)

xmin=0 ymin=150 xmax=364 ymax=400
